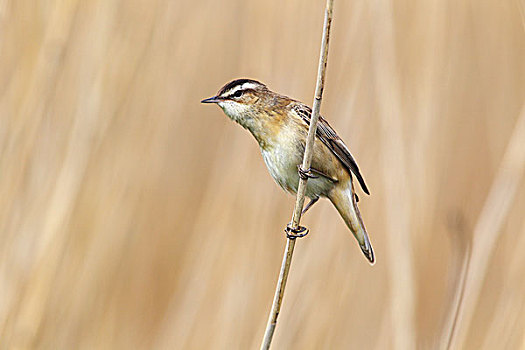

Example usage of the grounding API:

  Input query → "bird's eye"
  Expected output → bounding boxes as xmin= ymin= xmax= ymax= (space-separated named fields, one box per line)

xmin=232 ymin=90 xmax=243 ymax=98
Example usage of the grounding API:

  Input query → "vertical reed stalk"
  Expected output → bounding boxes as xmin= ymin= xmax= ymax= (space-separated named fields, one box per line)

xmin=259 ymin=1 xmax=334 ymax=349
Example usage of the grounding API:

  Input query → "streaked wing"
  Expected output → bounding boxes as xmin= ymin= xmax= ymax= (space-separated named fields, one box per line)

xmin=292 ymin=103 xmax=370 ymax=195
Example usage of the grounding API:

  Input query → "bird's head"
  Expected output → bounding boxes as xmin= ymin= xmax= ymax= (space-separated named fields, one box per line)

xmin=201 ymin=79 xmax=275 ymax=124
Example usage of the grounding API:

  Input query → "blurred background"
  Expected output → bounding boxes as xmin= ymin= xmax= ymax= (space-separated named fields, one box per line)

xmin=1 ymin=0 xmax=525 ymax=349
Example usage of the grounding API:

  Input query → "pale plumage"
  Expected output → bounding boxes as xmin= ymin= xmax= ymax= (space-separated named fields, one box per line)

xmin=201 ymin=79 xmax=375 ymax=264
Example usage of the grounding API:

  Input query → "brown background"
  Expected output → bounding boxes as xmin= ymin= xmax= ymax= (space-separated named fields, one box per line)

xmin=1 ymin=0 xmax=525 ymax=349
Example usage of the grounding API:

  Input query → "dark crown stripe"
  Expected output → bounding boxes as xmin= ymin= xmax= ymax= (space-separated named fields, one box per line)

xmin=218 ymin=78 xmax=265 ymax=96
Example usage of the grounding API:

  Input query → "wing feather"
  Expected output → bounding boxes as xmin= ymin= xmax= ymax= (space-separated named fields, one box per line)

xmin=292 ymin=103 xmax=370 ymax=195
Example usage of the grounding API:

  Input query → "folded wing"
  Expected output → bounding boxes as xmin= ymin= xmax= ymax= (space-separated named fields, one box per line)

xmin=292 ymin=103 xmax=370 ymax=195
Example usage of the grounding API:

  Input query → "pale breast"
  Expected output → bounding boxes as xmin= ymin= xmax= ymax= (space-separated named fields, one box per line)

xmin=260 ymin=124 xmax=334 ymax=198
xmin=261 ymin=134 xmax=299 ymax=194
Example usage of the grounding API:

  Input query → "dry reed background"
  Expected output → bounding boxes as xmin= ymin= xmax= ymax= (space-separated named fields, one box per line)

xmin=1 ymin=0 xmax=525 ymax=349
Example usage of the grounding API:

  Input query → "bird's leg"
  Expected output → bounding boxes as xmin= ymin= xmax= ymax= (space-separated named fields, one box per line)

xmin=285 ymin=194 xmax=318 ymax=239
xmin=289 ymin=166 xmax=329 ymax=239
xmin=302 ymin=196 xmax=319 ymax=215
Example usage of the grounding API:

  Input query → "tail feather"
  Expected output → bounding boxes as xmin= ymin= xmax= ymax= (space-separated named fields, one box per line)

xmin=329 ymin=179 xmax=375 ymax=265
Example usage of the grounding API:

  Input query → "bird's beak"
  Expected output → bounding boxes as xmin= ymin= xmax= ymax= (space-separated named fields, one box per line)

xmin=201 ymin=96 xmax=221 ymax=104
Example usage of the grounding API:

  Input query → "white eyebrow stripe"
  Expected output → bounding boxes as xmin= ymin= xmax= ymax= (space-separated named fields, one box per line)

xmin=225 ymin=85 xmax=242 ymax=96
xmin=239 ymin=82 xmax=258 ymax=90
xmin=223 ymin=82 xmax=259 ymax=97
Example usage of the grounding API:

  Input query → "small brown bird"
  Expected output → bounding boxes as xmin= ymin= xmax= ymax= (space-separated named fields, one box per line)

xmin=202 ymin=79 xmax=374 ymax=264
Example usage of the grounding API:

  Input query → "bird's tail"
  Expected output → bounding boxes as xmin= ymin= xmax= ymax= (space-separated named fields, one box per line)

xmin=328 ymin=179 xmax=375 ymax=265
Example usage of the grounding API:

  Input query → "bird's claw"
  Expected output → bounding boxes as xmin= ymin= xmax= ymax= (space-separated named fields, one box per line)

xmin=297 ymin=166 xmax=318 ymax=180
xmin=285 ymin=223 xmax=309 ymax=239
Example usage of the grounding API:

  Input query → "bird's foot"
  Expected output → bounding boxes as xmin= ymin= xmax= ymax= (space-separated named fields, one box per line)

xmin=285 ymin=223 xmax=309 ymax=239
xmin=297 ymin=166 xmax=318 ymax=180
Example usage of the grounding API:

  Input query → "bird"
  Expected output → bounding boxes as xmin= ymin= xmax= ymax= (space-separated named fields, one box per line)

xmin=201 ymin=79 xmax=374 ymax=264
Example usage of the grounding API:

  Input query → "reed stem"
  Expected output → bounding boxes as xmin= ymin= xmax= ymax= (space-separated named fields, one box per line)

xmin=259 ymin=1 xmax=334 ymax=348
